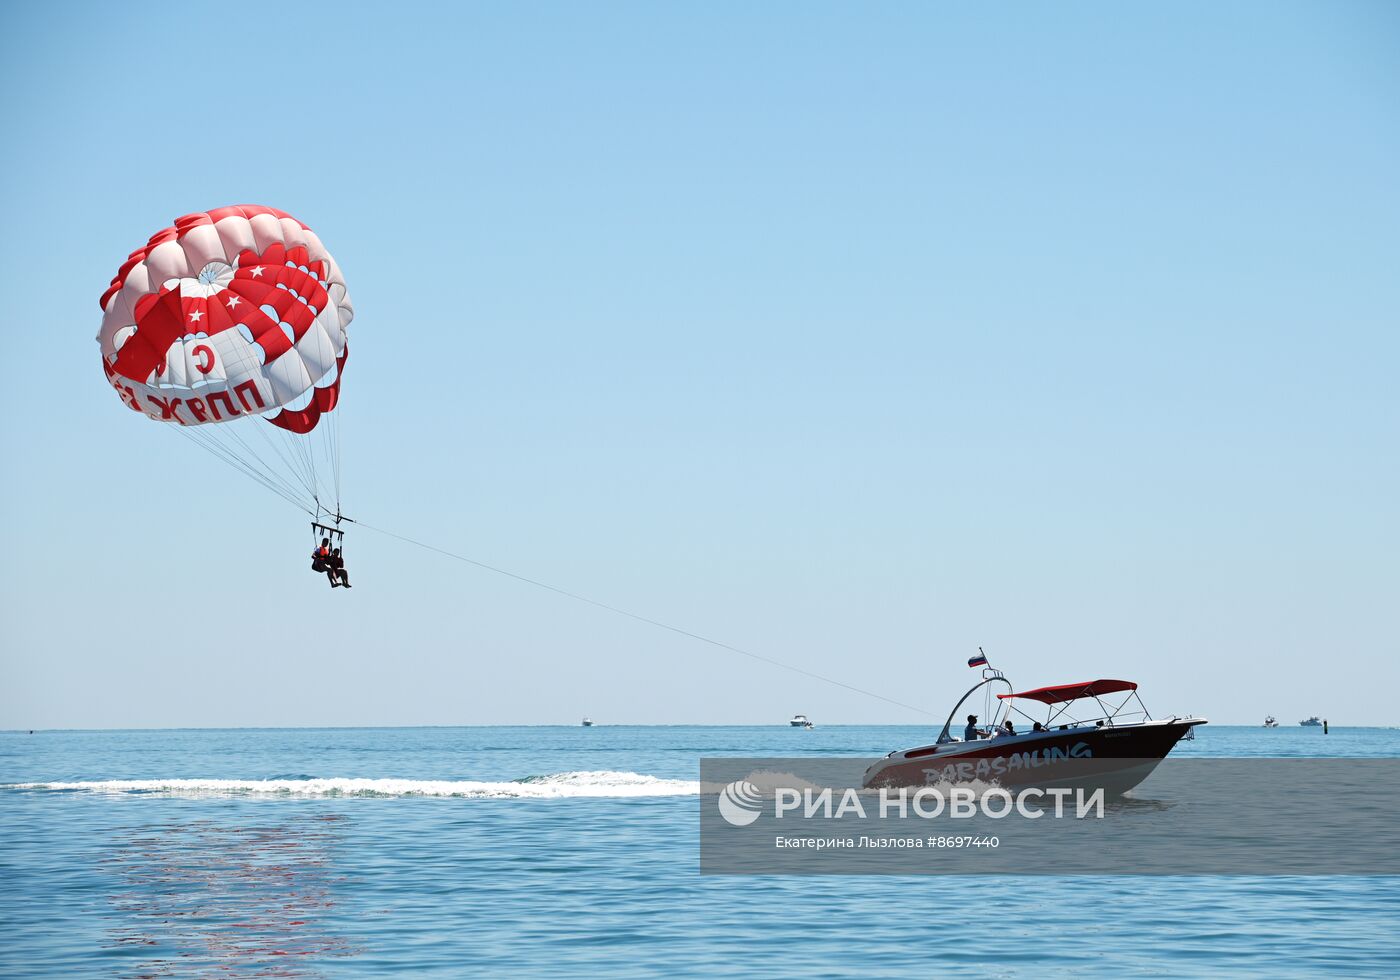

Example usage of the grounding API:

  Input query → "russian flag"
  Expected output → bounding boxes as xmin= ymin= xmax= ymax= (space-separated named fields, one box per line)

xmin=968 ymin=652 xmax=988 ymax=668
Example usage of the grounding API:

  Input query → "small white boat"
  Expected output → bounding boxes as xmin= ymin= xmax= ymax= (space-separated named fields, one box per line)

xmin=789 ymin=714 xmax=810 ymax=728
xmin=581 ymin=717 xmax=594 ymax=727
xmin=1263 ymin=716 xmax=1279 ymax=728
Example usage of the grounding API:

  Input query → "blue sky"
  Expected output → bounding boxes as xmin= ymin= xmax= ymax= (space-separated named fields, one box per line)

xmin=1 ymin=1 xmax=1396 ymax=728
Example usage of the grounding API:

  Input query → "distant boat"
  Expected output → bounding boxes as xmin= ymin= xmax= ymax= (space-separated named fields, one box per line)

xmin=1299 ymin=716 xmax=1322 ymax=727
xmin=1263 ymin=716 xmax=1279 ymax=728
xmin=790 ymin=714 xmax=810 ymax=728
xmin=581 ymin=717 xmax=594 ymax=727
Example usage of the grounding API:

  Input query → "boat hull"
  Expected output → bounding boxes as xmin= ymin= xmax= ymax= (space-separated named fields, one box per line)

xmin=862 ymin=719 xmax=1205 ymax=796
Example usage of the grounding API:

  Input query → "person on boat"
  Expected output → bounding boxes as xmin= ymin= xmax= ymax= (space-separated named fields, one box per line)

xmin=328 ymin=547 xmax=352 ymax=589
xmin=963 ymin=714 xmax=983 ymax=741
xmin=311 ymin=537 xmax=331 ymax=573
xmin=1032 ymin=722 xmax=1045 ymax=732
xmin=993 ymin=720 xmax=1017 ymax=738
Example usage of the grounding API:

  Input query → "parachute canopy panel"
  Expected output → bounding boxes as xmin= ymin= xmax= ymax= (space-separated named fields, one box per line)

xmin=98 ymin=204 xmax=353 ymax=434
xmin=98 ymin=205 xmax=355 ymax=519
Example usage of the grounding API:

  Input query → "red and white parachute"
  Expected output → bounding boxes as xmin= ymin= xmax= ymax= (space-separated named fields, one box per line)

xmin=98 ymin=205 xmax=354 ymax=519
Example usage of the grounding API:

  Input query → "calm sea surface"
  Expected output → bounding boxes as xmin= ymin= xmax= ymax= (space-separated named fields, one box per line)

xmin=2 ymin=724 xmax=1398 ymax=978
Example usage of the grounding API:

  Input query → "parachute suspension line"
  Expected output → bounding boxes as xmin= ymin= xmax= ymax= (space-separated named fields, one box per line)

xmin=302 ymin=312 xmax=341 ymax=516
xmin=187 ymin=427 xmax=310 ymax=513
xmin=284 ymin=426 xmax=318 ymax=496
xmin=286 ymin=428 xmax=321 ymax=507
xmin=326 ymin=339 xmax=343 ymax=515
xmin=175 ymin=425 xmax=300 ymax=506
xmin=270 ymin=422 xmax=327 ymax=517
xmin=318 ymin=423 xmax=332 ymax=510
xmin=216 ymin=423 xmax=311 ymax=507
xmin=330 ymin=404 xmax=343 ymax=515
xmin=320 ymin=403 xmax=340 ymax=516
xmin=306 ymin=419 xmax=331 ymax=512
xmin=351 ymin=520 xmax=935 ymax=718
xmin=220 ymin=422 xmax=315 ymax=507
xmin=250 ymin=420 xmax=319 ymax=504
xmin=171 ymin=425 xmax=313 ymax=515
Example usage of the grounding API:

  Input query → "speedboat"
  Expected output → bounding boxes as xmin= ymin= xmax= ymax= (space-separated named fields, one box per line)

xmin=1299 ymin=716 xmax=1322 ymax=727
xmin=790 ymin=714 xmax=810 ymax=728
xmin=1263 ymin=715 xmax=1279 ymax=728
xmin=581 ymin=717 xmax=594 ymax=727
xmin=863 ymin=669 xmax=1206 ymax=795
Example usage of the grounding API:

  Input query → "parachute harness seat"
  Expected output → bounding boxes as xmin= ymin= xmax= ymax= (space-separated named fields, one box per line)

xmin=310 ymin=516 xmax=351 ymax=582
xmin=311 ymin=519 xmax=347 ymax=552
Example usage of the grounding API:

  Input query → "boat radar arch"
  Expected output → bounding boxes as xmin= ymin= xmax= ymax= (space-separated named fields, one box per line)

xmin=936 ymin=669 xmax=1013 ymax=744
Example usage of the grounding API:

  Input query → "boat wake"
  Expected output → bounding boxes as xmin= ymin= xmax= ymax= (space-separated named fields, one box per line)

xmin=2 ymin=770 xmax=700 ymax=800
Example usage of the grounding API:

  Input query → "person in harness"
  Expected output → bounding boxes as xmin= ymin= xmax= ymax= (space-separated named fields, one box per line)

xmin=328 ymin=547 xmax=351 ymax=588
xmin=311 ymin=537 xmax=332 ymax=573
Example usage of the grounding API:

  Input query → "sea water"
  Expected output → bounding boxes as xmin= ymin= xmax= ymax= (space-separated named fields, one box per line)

xmin=2 ymin=725 xmax=1398 ymax=977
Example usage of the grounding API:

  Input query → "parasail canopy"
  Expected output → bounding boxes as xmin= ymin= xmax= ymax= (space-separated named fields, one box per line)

xmin=98 ymin=205 xmax=355 ymax=519
xmin=997 ymin=679 xmax=1138 ymax=705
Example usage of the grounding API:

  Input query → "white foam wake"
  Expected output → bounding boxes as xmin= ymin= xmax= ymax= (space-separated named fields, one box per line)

xmin=2 ymin=770 xmax=700 ymax=800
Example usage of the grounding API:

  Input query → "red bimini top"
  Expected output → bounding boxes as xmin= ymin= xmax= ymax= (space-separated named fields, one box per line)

xmin=998 ymin=679 xmax=1138 ymax=705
